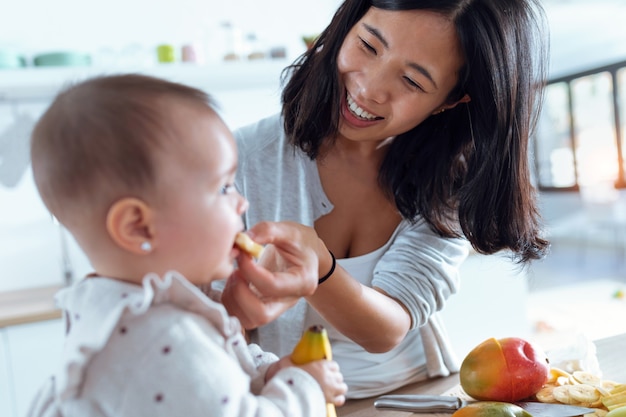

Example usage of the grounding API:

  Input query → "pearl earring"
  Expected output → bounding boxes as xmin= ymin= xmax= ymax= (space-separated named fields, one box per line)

xmin=141 ymin=241 xmax=152 ymax=252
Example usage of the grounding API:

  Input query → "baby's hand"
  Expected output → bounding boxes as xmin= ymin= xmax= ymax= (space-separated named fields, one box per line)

xmin=266 ymin=355 xmax=347 ymax=405
xmin=297 ymin=359 xmax=347 ymax=406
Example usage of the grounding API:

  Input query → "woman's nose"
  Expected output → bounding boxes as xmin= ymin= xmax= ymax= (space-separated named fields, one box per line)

xmin=358 ymin=67 xmax=390 ymax=104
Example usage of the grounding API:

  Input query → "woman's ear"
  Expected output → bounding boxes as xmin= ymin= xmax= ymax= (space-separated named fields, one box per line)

xmin=446 ymin=94 xmax=471 ymax=110
xmin=106 ymin=197 xmax=155 ymax=255
xmin=433 ymin=94 xmax=472 ymax=115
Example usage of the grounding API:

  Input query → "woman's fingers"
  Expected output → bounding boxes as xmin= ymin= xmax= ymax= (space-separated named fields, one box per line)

xmin=238 ymin=252 xmax=317 ymax=297
xmin=222 ymin=268 xmax=301 ymax=329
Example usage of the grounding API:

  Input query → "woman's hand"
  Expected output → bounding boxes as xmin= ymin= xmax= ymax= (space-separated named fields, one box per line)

xmin=222 ymin=221 xmax=324 ymax=329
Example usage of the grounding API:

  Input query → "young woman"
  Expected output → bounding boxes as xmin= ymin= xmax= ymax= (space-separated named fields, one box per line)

xmin=222 ymin=0 xmax=550 ymax=398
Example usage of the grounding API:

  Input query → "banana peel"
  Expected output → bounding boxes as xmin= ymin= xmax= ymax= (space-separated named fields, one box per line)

xmin=603 ymin=385 xmax=626 ymax=410
xmin=291 ymin=325 xmax=337 ymax=417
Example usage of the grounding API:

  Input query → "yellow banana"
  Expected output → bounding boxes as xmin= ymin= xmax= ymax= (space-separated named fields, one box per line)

xmin=291 ymin=325 xmax=337 ymax=417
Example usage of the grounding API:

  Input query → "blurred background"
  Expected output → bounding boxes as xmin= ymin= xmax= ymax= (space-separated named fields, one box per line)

xmin=1 ymin=1 xmax=625 ymax=416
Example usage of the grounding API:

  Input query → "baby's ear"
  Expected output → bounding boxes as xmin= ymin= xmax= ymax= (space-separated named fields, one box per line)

xmin=106 ymin=197 xmax=155 ymax=254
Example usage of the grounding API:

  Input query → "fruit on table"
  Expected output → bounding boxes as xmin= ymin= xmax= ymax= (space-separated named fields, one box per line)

xmin=604 ymin=385 xmax=626 ymax=411
xmin=534 ymin=367 xmax=625 ymax=416
xmin=291 ymin=325 xmax=337 ymax=417
xmin=460 ymin=337 xmax=550 ymax=402
xmin=607 ymin=405 xmax=626 ymax=417
xmin=451 ymin=401 xmax=532 ymax=417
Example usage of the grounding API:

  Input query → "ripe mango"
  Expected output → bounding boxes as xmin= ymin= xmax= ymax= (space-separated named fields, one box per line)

xmin=460 ymin=337 xmax=550 ymax=402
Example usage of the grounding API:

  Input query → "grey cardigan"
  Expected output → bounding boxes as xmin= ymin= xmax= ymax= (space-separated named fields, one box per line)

xmin=234 ymin=113 xmax=469 ymax=380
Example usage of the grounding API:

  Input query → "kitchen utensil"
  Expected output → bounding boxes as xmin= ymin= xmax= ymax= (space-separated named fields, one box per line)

xmin=33 ymin=51 xmax=91 ymax=67
xmin=0 ymin=49 xmax=26 ymax=69
xmin=374 ymin=394 xmax=598 ymax=417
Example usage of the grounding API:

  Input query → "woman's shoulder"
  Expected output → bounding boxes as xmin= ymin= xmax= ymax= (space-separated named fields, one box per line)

xmin=234 ymin=113 xmax=285 ymax=155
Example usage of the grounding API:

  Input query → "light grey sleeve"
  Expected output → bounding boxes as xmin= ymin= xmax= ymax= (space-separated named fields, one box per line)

xmin=373 ymin=219 xmax=470 ymax=330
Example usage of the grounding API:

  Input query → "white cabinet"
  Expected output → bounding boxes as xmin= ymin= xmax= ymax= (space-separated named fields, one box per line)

xmin=0 ymin=100 xmax=69 ymax=293
xmin=4 ymin=319 xmax=64 ymax=417
xmin=0 ymin=62 xmax=284 ymax=293
xmin=0 ymin=329 xmax=16 ymax=417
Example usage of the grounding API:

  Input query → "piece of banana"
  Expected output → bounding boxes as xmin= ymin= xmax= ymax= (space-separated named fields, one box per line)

xmin=568 ymin=384 xmax=601 ymax=404
xmin=574 ymin=371 xmax=604 ymax=387
xmin=291 ymin=325 xmax=337 ymax=417
xmin=235 ymin=232 xmax=264 ymax=259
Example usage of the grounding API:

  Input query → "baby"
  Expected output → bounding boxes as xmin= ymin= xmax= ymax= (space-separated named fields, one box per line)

xmin=27 ymin=74 xmax=346 ymax=417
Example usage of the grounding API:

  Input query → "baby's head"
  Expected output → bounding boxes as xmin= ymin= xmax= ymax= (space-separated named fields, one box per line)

xmin=31 ymin=74 xmax=248 ymax=284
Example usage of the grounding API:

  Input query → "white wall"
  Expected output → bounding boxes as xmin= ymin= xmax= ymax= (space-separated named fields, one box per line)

xmin=545 ymin=0 xmax=626 ymax=77
xmin=0 ymin=0 xmax=342 ymax=65
xmin=2 ymin=0 xmax=626 ymax=77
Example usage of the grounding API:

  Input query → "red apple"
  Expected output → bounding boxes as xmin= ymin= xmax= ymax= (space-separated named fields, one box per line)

xmin=460 ymin=337 xmax=550 ymax=402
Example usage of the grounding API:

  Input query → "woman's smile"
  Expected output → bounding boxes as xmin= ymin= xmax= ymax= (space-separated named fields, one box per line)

xmin=341 ymin=91 xmax=384 ymax=128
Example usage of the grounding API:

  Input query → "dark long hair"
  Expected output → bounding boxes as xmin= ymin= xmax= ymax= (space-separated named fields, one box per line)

xmin=281 ymin=0 xmax=550 ymax=263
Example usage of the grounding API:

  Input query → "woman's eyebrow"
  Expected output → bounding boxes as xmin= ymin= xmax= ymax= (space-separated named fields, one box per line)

xmin=407 ymin=62 xmax=437 ymax=89
xmin=362 ymin=22 xmax=437 ymax=89
xmin=363 ymin=23 xmax=388 ymax=48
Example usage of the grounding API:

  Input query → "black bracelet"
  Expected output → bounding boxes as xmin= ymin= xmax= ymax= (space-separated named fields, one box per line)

xmin=318 ymin=250 xmax=336 ymax=285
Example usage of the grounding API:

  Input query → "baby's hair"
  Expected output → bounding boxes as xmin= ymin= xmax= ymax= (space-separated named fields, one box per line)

xmin=30 ymin=74 xmax=217 ymax=221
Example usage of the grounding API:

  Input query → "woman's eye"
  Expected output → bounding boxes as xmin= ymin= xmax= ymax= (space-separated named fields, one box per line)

xmin=403 ymin=76 xmax=424 ymax=92
xmin=359 ymin=37 xmax=377 ymax=54
xmin=220 ymin=183 xmax=235 ymax=195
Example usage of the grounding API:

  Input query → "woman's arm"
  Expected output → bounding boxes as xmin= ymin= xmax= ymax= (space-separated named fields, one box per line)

xmin=307 ymin=265 xmax=412 ymax=353
xmin=308 ymin=220 xmax=469 ymax=353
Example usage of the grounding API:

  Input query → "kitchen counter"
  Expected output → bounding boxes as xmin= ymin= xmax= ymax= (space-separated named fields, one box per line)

xmin=0 ymin=285 xmax=62 ymax=328
xmin=337 ymin=332 xmax=626 ymax=416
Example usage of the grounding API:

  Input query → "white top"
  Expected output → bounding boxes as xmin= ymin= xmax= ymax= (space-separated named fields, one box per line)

xmin=304 ymin=229 xmax=428 ymax=397
xmin=232 ymin=113 xmax=470 ymax=398
xmin=27 ymin=272 xmax=326 ymax=417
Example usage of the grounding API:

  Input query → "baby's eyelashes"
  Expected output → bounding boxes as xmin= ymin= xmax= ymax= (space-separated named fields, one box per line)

xmin=220 ymin=183 xmax=236 ymax=195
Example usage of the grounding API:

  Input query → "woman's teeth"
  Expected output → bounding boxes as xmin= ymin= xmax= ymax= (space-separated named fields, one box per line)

xmin=346 ymin=94 xmax=380 ymax=121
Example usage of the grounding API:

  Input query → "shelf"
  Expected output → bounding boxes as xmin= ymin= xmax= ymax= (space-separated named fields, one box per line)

xmin=0 ymin=285 xmax=62 ymax=328
xmin=0 ymin=59 xmax=291 ymax=101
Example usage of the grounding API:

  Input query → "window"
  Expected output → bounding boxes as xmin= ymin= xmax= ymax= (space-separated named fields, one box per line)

xmin=533 ymin=61 xmax=626 ymax=191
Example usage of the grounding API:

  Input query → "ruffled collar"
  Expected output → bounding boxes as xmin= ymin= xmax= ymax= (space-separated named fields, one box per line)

xmin=53 ymin=272 xmax=241 ymax=399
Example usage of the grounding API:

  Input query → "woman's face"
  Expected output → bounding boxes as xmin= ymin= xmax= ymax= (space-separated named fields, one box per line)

xmin=336 ymin=7 xmax=467 ymax=143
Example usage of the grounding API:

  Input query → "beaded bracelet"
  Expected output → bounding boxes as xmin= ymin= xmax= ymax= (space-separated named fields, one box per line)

xmin=318 ymin=250 xmax=336 ymax=285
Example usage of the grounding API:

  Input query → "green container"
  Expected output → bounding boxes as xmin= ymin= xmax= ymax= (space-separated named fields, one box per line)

xmin=33 ymin=52 xmax=91 ymax=67
xmin=0 ymin=50 xmax=26 ymax=69
xmin=156 ymin=44 xmax=176 ymax=63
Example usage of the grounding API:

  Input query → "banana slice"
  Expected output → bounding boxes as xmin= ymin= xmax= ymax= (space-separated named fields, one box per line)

xmin=235 ymin=233 xmax=264 ymax=259
xmin=574 ymin=371 xmax=603 ymax=387
xmin=549 ymin=367 xmax=573 ymax=384
xmin=596 ymin=379 xmax=622 ymax=397
xmin=557 ymin=376 xmax=571 ymax=386
xmin=569 ymin=384 xmax=601 ymax=403
xmin=536 ymin=385 xmax=557 ymax=403
xmin=554 ymin=385 xmax=578 ymax=404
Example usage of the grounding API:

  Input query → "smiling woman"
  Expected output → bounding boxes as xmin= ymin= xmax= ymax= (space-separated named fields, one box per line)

xmin=221 ymin=0 xmax=551 ymax=400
